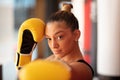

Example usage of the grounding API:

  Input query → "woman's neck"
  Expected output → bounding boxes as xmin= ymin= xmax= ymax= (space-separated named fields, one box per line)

xmin=59 ymin=43 xmax=83 ymax=64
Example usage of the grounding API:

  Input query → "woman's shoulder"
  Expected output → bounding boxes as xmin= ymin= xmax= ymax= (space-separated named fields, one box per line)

xmin=69 ymin=61 xmax=93 ymax=80
xmin=46 ymin=54 xmax=55 ymax=60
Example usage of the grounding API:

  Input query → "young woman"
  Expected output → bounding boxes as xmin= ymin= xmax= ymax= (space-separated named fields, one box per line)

xmin=45 ymin=4 xmax=94 ymax=80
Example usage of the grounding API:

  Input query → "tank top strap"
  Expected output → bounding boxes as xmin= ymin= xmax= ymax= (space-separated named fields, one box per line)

xmin=77 ymin=60 xmax=94 ymax=76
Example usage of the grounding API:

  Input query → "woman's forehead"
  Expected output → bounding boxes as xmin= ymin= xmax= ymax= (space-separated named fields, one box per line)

xmin=45 ymin=22 xmax=71 ymax=36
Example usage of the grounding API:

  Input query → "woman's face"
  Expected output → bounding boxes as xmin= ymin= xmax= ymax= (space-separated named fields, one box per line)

xmin=45 ymin=21 xmax=78 ymax=58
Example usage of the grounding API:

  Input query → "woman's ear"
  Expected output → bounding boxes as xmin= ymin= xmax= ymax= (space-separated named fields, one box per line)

xmin=73 ymin=30 xmax=80 ymax=41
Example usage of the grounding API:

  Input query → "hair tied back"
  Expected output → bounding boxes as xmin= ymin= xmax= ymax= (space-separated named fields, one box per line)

xmin=61 ymin=3 xmax=73 ymax=12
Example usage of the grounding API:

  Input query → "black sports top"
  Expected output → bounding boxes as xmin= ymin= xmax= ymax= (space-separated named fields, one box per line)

xmin=77 ymin=60 xmax=94 ymax=76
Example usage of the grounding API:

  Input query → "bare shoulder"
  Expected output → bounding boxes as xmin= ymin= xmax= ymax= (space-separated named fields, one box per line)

xmin=69 ymin=62 xmax=93 ymax=80
xmin=46 ymin=54 xmax=55 ymax=60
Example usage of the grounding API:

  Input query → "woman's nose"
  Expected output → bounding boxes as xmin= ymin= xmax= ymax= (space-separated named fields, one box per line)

xmin=51 ymin=39 xmax=59 ymax=48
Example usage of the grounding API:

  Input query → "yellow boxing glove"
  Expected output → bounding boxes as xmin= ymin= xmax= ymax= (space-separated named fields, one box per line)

xmin=18 ymin=59 xmax=71 ymax=80
xmin=15 ymin=18 xmax=45 ymax=70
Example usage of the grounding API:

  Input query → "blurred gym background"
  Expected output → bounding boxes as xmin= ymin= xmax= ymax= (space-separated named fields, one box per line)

xmin=0 ymin=0 xmax=119 ymax=80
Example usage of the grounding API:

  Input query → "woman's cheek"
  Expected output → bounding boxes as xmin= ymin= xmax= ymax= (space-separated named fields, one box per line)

xmin=61 ymin=40 xmax=73 ymax=50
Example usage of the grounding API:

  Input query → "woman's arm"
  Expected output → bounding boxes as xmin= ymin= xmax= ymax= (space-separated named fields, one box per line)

xmin=46 ymin=55 xmax=93 ymax=80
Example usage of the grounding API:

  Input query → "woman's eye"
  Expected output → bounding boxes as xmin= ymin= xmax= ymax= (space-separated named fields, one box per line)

xmin=46 ymin=38 xmax=51 ymax=41
xmin=57 ymin=36 xmax=63 ymax=40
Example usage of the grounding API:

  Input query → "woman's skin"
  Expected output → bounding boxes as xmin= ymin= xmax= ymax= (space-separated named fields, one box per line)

xmin=45 ymin=21 xmax=93 ymax=80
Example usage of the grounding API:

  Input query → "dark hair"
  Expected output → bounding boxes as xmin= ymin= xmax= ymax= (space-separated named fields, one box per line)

xmin=46 ymin=10 xmax=79 ymax=31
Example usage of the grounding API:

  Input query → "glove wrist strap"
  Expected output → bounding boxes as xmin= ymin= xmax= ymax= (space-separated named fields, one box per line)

xmin=16 ymin=52 xmax=32 ymax=69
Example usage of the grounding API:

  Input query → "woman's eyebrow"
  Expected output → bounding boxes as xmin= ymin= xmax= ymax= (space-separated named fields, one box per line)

xmin=45 ymin=31 xmax=64 ymax=37
xmin=54 ymin=31 xmax=64 ymax=35
xmin=44 ymin=33 xmax=49 ymax=37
